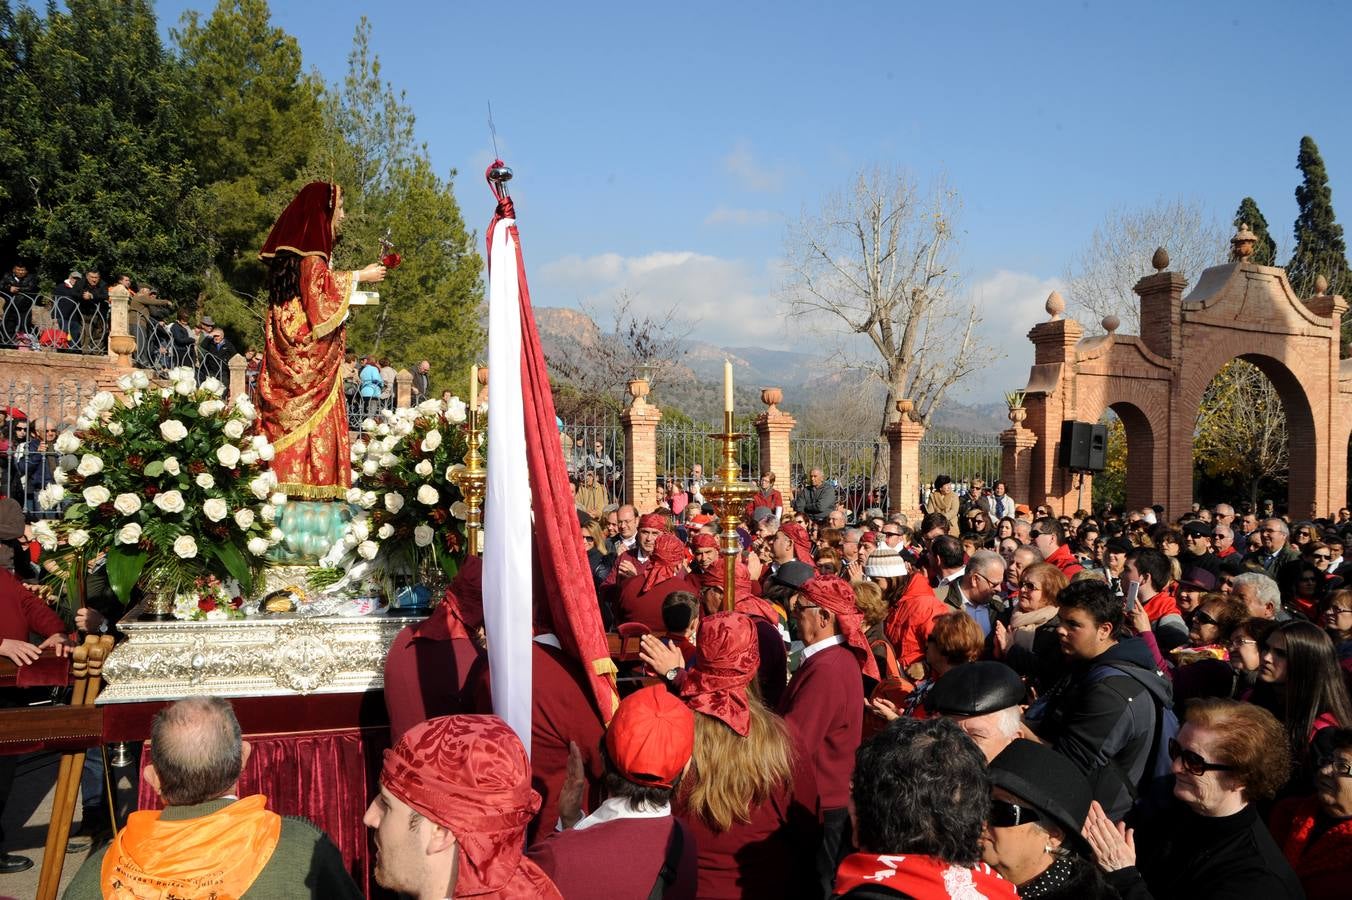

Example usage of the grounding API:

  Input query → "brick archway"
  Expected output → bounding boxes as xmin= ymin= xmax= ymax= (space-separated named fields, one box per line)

xmin=1001 ymin=231 xmax=1352 ymax=519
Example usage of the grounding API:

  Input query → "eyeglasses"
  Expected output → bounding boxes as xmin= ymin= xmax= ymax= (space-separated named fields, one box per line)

xmin=1168 ymin=738 xmax=1236 ymax=776
xmin=988 ymin=798 xmax=1041 ymax=828
xmin=1193 ymin=611 xmax=1220 ymax=628
xmin=1229 ymin=638 xmax=1257 ymax=650
xmin=882 ymin=530 xmax=901 ymax=538
xmin=1028 ymin=531 xmax=1044 ymax=539
xmin=1313 ymin=554 xmax=1332 ymax=561
xmin=1326 ymin=607 xmax=1352 ymax=616
xmin=1317 ymin=757 xmax=1352 ymax=778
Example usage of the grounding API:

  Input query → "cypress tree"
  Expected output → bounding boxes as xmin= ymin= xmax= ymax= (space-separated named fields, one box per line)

xmin=1234 ymin=197 xmax=1277 ymax=266
xmin=1288 ymin=136 xmax=1350 ymax=297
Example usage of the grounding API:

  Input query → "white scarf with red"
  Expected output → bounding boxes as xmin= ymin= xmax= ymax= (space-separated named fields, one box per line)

xmin=833 ymin=853 xmax=1018 ymax=899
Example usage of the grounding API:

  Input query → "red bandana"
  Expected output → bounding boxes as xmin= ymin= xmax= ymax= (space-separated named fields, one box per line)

xmin=696 ymin=563 xmax=764 ymax=615
xmin=413 ymin=557 xmax=484 ymax=642
xmin=834 ymin=853 xmax=1018 ymax=900
xmin=642 ymin=532 xmax=688 ymax=593
xmin=800 ymin=575 xmax=880 ymax=681
xmin=380 ymin=715 xmax=561 ymax=899
xmin=259 ymin=181 xmax=338 ymax=261
xmin=779 ymin=523 xmax=814 ymax=564
xmin=638 ymin=512 xmax=667 ymax=532
xmin=690 ymin=533 xmax=718 ymax=551
xmin=679 ymin=612 xmax=759 ymax=736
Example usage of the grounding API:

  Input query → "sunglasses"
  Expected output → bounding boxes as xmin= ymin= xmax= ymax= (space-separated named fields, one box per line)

xmin=988 ymin=798 xmax=1041 ymax=828
xmin=1313 ymin=554 xmax=1332 ymax=561
xmin=1193 ymin=611 xmax=1219 ymax=628
xmin=1168 ymin=738 xmax=1235 ymax=776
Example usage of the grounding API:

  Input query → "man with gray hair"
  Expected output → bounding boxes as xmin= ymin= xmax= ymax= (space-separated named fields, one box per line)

xmin=945 ymin=549 xmax=1007 ymax=637
xmin=1231 ymin=571 xmax=1288 ymax=621
xmin=67 ymin=697 xmax=359 ymax=899
xmin=1249 ymin=517 xmax=1300 ymax=577
xmin=794 ymin=467 xmax=836 ymax=524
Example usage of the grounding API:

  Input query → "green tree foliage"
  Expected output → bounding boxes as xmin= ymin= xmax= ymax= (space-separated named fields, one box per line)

xmin=313 ymin=19 xmax=482 ymax=384
xmin=1288 ymin=136 xmax=1350 ymax=299
xmin=1233 ymin=197 xmax=1277 ymax=266
xmin=172 ymin=0 xmax=324 ymax=345
xmin=0 ymin=0 xmax=211 ymax=298
xmin=1193 ymin=360 xmax=1288 ymax=506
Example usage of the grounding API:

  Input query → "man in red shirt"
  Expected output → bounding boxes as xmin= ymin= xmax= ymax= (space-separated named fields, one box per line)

xmin=1031 ymin=516 xmax=1084 ymax=579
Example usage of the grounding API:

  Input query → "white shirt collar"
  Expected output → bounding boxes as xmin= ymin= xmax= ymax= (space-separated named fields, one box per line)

xmin=533 ymin=633 xmax=562 ymax=650
xmin=574 ymin=795 xmax=671 ymax=831
xmin=802 ymin=633 xmax=846 ymax=660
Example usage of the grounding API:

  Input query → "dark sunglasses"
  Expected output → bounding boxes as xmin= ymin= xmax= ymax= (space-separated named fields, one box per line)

xmin=1313 ymin=554 xmax=1332 ymax=561
xmin=1028 ymin=530 xmax=1044 ymax=539
xmin=1168 ymin=738 xmax=1235 ymax=776
xmin=988 ymin=798 xmax=1041 ymax=828
xmin=1193 ymin=611 xmax=1219 ymax=628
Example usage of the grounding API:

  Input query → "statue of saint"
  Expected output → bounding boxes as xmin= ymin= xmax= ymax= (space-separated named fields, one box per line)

xmin=256 ymin=182 xmax=385 ymax=499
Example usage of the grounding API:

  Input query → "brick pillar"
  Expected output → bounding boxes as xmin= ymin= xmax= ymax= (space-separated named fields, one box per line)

xmin=395 ymin=369 xmax=413 ymax=408
xmin=1134 ymin=270 xmax=1186 ymax=361
xmin=227 ymin=353 xmax=247 ymax=399
xmin=885 ymin=417 xmax=925 ymax=522
xmin=999 ymin=420 xmax=1038 ymax=506
xmin=753 ymin=388 xmax=795 ymax=483
xmin=623 ymin=380 xmax=662 ymax=513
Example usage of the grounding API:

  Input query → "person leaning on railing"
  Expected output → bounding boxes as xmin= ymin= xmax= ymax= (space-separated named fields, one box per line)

xmin=1 ymin=262 xmax=38 ymax=346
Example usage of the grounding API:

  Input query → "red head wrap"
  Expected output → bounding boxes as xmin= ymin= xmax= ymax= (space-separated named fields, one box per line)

xmin=690 ymin=533 xmax=718 ymax=551
xmin=778 ymin=523 xmax=815 ymax=564
xmin=413 ymin=556 xmax=484 ymax=642
xmin=678 ymin=612 xmax=759 ymax=736
xmin=696 ymin=562 xmax=761 ymax=611
xmin=259 ymin=181 xmax=339 ymax=261
xmin=638 ymin=512 xmax=667 ymax=532
xmin=380 ymin=715 xmax=559 ymax=899
xmin=800 ymin=575 xmax=880 ymax=681
xmin=642 ymin=532 xmax=688 ymax=593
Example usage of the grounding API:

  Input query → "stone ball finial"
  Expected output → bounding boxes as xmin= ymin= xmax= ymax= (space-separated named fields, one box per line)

xmin=1230 ymin=223 xmax=1257 ymax=261
xmin=1102 ymin=314 xmax=1120 ymax=334
xmin=1151 ymin=247 xmax=1170 ymax=271
xmin=1315 ymin=274 xmax=1330 ymax=296
xmin=1045 ymin=290 xmax=1065 ymax=320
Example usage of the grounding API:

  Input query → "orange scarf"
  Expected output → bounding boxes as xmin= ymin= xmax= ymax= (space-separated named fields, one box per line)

xmin=101 ymin=795 xmax=282 ymax=899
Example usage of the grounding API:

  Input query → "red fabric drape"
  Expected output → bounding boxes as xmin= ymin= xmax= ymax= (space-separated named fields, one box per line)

xmin=137 ymin=727 xmax=390 ymax=898
xmin=487 ymin=165 xmax=619 ymax=722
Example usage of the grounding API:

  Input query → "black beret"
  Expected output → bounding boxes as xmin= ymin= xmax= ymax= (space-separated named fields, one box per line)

xmin=924 ymin=661 xmax=1025 ymax=717
xmin=1182 ymin=520 xmax=1213 ymax=539
xmin=771 ymin=560 xmax=814 ymax=590
xmin=1105 ymin=536 xmax=1133 ymax=554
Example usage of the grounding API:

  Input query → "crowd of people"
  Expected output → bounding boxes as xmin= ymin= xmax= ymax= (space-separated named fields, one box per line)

xmin=2 ymin=262 xmax=114 ymax=353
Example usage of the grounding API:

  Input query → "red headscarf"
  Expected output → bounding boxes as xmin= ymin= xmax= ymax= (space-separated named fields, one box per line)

xmin=259 ymin=181 xmax=339 ymax=261
xmin=638 ymin=512 xmax=667 ymax=532
xmin=800 ymin=575 xmax=880 ymax=681
xmin=641 ymin=532 xmax=687 ymax=593
xmin=380 ymin=715 xmax=561 ymax=899
xmin=413 ymin=557 xmax=484 ymax=642
xmin=696 ymin=563 xmax=766 ymax=619
xmin=690 ymin=533 xmax=718 ymax=551
xmin=779 ymin=523 xmax=814 ymax=564
xmin=679 ymin=612 xmax=759 ymax=736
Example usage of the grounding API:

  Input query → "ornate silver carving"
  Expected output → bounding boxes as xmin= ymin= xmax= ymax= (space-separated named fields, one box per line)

xmin=99 ymin=605 xmax=422 ymax=703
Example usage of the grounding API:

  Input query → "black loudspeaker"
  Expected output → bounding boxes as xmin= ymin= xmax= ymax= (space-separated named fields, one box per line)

xmin=1059 ymin=421 xmax=1107 ymax=472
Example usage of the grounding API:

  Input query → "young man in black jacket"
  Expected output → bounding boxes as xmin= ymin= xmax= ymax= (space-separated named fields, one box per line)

xmin=1026 ymin=580 xmax=1174 ymax=821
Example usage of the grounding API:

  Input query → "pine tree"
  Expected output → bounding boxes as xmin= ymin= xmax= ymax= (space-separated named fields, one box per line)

xmin=1288 ymin=136 xmax=1350 ymax=298
xmin=1233 ymin=197 xmax=1277 ymax=266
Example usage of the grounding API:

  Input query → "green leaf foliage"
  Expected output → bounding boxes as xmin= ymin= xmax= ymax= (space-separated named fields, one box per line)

xmin=106 ymin=545 xmax=149 ymax=606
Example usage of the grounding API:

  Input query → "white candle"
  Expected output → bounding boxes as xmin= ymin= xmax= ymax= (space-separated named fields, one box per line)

xmin=470 ymin=364 xmax=479 ymax=407
xmin=723 ymin=360 xmax=733 ymax=413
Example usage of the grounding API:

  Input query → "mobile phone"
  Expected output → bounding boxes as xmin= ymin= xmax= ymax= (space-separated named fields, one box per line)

xmin=1123 ymin=580 xmax=1139 ymax=615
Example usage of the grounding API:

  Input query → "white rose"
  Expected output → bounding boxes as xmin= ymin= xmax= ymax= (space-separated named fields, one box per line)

xmin=351 ymin=441 xmax=367 ymax=457
xmin=249 ymin=476 xmax=271 ymax=499
xmin=152 ymin=490 xmax=185 ymax=514
xmin=54 ymin=431 xmax=81 ymax=454
xmin=269 ymin=527 xmax=284 ymax=542
xmin=203 ymin=498 xmax=229 ymax=522
xmin=76 ymin=454 xmax=103 ymax=476
xmin=106 ymin=421 xmax=124 ymax=437
xmin=260 ymin=503 xmax=276 ymax=522
xmin=343 ymin=531 xmax=360 ymax=548
xmin=360 ymin=491 xmax=377 ymax=509
xmin=352 ymin=518 xmax=370 ymax=541
xmin=45 ymin=485 xmax=67 ymax=507
xmin=414 ymin=459 xmax=433 ymax=477
xmin=168 ymin=366 xmax=193 ymax=383
xmin=53 ymin=467 xmax=69 ymax=485
xmin=377 ymin=523 xmax=394 ymax=539
xmin=36 ymin=486 xmax=54 ymax=510
xmin=217 ymin=444 xmax=241 ymax=468
xmin=198 ymin=399 xmax=225 ymax=417
xmin=90 ymin=391 xmax=115 ymax=413
xmin=239 ymin=450 xmax=258 ymax=466
xmin=418 ymin=398 xmax=442 ymax=416
xmin=234 ymin=508 xmax=255 ymax=530
xmin=421 ymin=429 xmax=442 ymax=452
xmin=450 ymin=501 xmax=468 ymax=519
xmin=75 ymin=415 xmax=92 ymax=430
xmin=247 ymin=536 xmax=271 ymax=556
xmin=117 ymin=373 xmax=134 ymax=391
xmin=159 ymin=388 xmax=173 ymax=399
xmin=416 ymin=484 xmax=439 ymax=505
xmin=357 ymin=540 xmax=379 ymax=560
xmin=68 ymin=529 xmax=90 ymax=548
xmin=205 ymin=608 xmax=227 ymax=621
xmin=173 ymin=379 xmax=194 ymax=396
xmin=447 ymin=399 xmax=467 ymax=423
xmin=346 ymin=488 xmax=367 ymax=506
xmin=414 ymin=524 xmax=434 ymax=547
xmin=361 ymin=459 xmax=379 ymax=476
xmin=223 ymin=419 xmax=245 ymax=440
xmin=82 ymin=486 xmax=110 ymax=506
xmin=32 ymin=520 xmax=58 ymax=551
xmin=200 ymin=377 xmax=226 ymax=396
xmin=132 ymin=370 xmax=151 ymax=390
xmin=360 ymin=418 xmax=377 ymax=432
xmin=257 ymin=443 xmax=274 ymax=461
xmin=173 ymin=535 xmax=198 ymax=558
xmin=163 ymin=457 xmax=180 ymax=476
xmin=117 ymin=522 xmax=142 ymax=545
xmin=269 ymin=492 xmax=287 ymax=507
xmin=375 ymin=423 xmax=390 ymax=436
xmin=160 ymin=416 xmax=190 ymax=440
xmin=384 ymin=493 xmax=405 ymax=514
xmin=114 ymin=493 xmax=142 ymax=515
xmin=195 ymin=472 xmax=215 ymax=489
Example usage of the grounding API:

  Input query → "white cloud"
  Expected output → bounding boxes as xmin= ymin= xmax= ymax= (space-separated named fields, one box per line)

xmin=704 ymin=206 xmax=777 ymax=226
xmin=537 ymin=250 xmax=788 ymax=347
xmin=723 ymin=139 xmax=787 ymax=192
xmin=946 ymin=269 xmax=1066 ymax=403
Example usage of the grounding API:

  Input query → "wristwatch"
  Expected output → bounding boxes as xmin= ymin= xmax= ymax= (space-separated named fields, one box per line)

xmin=664 ymin=667 xmax=679 ymax=683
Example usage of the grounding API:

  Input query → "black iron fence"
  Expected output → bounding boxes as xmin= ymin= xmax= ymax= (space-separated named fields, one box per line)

xmin=1 ymin=292 xmax=109 ymax=354
xmin=0 ymin=380 xmax=92 ymax=518
xmin=791 ymin=436 xmax=885 ymax=518
xmin=919 ymin=430 xmax=1003 ymax=497
xmin=130 ymin=309 xmax=234 ymax=387
xmin=560 ymin=412 xmax=626 ymax=506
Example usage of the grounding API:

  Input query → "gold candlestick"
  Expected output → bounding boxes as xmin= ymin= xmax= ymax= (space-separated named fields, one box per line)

xmin=701 ymin=410 xmax=756 ymax=611
xmin=452 ymin=403 xmax=487 ymax=556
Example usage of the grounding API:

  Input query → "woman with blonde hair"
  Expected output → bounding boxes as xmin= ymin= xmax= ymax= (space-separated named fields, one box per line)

xmin=675 ymin=612 xmax=819 ymax=899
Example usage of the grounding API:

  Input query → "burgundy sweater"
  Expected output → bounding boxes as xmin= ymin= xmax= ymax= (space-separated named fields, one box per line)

xmin=777 ymin=643 xmax=864 ymax=811
xmin=529 ymin=815 xmax=697 ymax=900
xmin=382 ymin=628 xmax=483 ymax=742
xmin=616 ymin=572 xmax=700 ymax=631
xmin=0 ymin=568 xmax=66 ymax=642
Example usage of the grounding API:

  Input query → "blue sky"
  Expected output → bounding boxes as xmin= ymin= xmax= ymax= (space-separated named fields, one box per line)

xmin=156 ymin=0 xmax=1352 ymax=400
